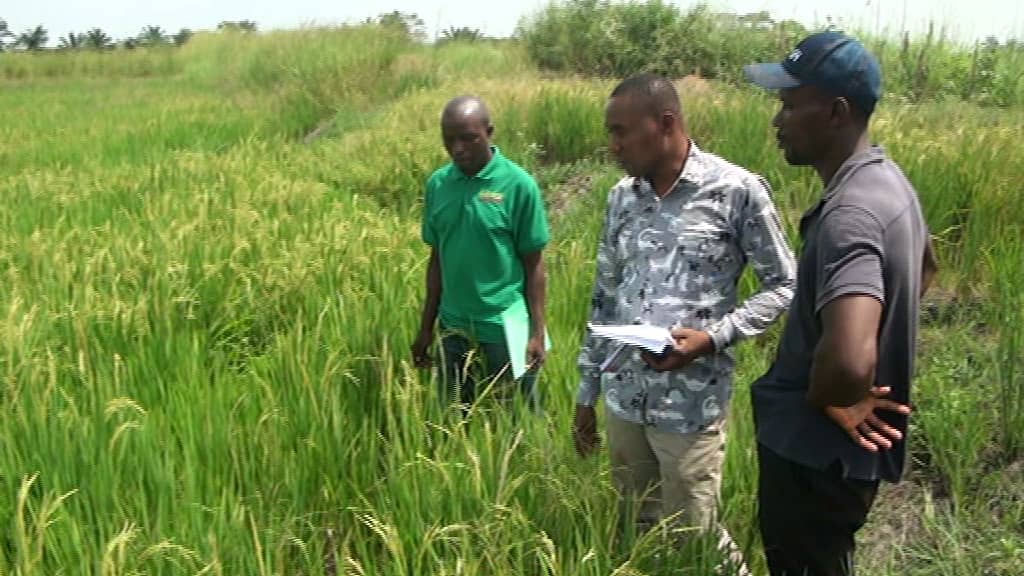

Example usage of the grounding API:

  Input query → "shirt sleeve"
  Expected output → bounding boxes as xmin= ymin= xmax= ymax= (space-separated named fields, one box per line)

xmin=815 ymin=205 xmax=885 ymax=313
xmin=706 ymin=177 xmax=797 ymax=350
xmin=513 ymin=178 xmax=550 ymax=255
xmin=576 ymin=188 xmax=620 ymax=406
xmin=421 ymin=176 xmax=437 ymax=246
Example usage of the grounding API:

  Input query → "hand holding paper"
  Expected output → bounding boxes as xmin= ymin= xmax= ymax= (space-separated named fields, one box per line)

xmin=588 ymin=324 xmax=714 ymax=373
xmin=526 ymin=334 xmax=547 ymax=369
xmin=586 ymin=323 xmax=674 ymax=354
xmin=503 ymin=299 xmax=552 ymax=380
xmin=643 ymin=328 xmax=715 ymax=372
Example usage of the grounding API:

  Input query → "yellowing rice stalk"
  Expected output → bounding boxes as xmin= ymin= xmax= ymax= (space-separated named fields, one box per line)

xmin=0 ymin=23 xmax=1021 ymax=575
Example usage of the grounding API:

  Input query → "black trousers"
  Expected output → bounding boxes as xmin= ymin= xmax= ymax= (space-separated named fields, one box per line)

xmin=757 ymin=443 xmax=880 ymax=576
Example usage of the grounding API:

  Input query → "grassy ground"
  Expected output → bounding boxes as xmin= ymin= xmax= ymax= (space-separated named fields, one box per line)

xmin=0 ymin=27 xmax=1022 ymax=575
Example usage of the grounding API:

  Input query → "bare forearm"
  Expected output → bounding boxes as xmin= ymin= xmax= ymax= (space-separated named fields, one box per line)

xmin=523 ymin=252 xmax=546 ymax=338
xmin=808 ymin=341 xmax=876 ymax=408
xmin=808 ymin=295 xmax=882 ymax=408
xmin=419 ymin=250 xmax=442 ymax=334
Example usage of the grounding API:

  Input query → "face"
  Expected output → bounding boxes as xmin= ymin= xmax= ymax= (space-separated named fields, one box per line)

xmin=605 ymin=94 xmax=669 ymax=178
xmin=773 ymin=86 xmax=836 ymax=166
xmin=441 ymin=114 xmax=493 ymax=175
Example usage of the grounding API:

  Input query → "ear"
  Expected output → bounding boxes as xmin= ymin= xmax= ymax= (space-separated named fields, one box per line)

xmin=658 ymin=111 xmax=677 ymax=134
xmin=486 ymin=124 xmax=495 ymax=138
xmin=830 ymin=97 xmax=854 ymax=127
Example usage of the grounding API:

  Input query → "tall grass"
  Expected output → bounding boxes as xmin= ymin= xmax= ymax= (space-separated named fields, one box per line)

xmin=518 ymin=1 xmax=805 ymax=83
xmin=182 ymin=26 xmax=416 ymax=136
xmin=520 ymin=0 xmax=1024 ymax=107
xmin=0 ymin=47 xmax=181 ymax=80
xmin=991 ymin=233 xmax=1024 ymax=460
xmin=870 ymin=25 xmax=1024 ymax=106
xmin=0 ymin=23 xmax=1022 ymax=575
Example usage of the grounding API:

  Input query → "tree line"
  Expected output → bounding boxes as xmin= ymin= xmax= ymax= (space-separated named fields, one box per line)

xmin=368 ymin=11 xmax=486 ymax=43
xmin=0 ymin=18 xmax=259 ymax=52
xmin=0 ymin=12 xmax=486 ymax=53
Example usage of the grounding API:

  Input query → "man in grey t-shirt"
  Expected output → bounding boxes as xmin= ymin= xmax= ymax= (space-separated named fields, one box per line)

xmin=745 ymin=33 xmax=937 ymax=575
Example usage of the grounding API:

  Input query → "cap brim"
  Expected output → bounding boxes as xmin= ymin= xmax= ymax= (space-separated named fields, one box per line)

xmin=743 ymin=63 xmax=803 ymax=90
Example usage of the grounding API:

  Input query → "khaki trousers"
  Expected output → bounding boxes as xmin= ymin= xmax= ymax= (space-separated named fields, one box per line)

xmin=606 ymin=410 xmax=725 ymax=534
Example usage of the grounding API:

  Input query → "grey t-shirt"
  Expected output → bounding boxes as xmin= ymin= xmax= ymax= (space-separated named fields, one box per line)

xmin=752 ymin=146 xmax=928 ymax=482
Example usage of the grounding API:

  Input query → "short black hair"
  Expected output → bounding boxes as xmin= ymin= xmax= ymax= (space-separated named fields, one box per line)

xmin=610 ymin=73 xmax=682 ymax=118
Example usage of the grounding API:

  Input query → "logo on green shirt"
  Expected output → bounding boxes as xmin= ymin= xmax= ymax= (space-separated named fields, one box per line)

xmin=479 ymin=190 xmax=504 ymax=204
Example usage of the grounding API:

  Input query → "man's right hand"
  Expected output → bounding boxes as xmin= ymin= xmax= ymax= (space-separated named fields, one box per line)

xmin=411 ymin=330 xmax=433 ymax=368
xmin=824 ymin=386 xmax=911 ymax=452
xmin=573 ymin=405 xmax=600 ymax=457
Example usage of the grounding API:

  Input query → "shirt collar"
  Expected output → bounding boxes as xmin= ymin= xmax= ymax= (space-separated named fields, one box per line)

xmin=801 ymin=145 xmax=887 ymax=229
xmin=455 ymin=146 xmax=502 ymax=181
xmin=680 ymin=140 xmax=708 ymax=187
xmin=631 ymin=139 xmax=706 ymax=196
xmin=823 ymin=145 xmax=887 ymax=199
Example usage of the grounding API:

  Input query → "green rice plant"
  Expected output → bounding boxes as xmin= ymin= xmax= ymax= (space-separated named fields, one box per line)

xmin=509 ymin=84 xmax=608 ymax=164
xmin=0 ymin=23 xmax=1022 ymax=575
xmin=990 ymin=231 xmax=1024 ymax=460
xmin=912 ymin=347 xmax=995 ymax=509
xmin=0 ymin=46 xmax=181 ymax=80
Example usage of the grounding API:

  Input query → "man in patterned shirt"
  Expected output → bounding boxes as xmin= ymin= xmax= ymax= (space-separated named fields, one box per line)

xmin=572 ymin=74 xmax=797 ymax=548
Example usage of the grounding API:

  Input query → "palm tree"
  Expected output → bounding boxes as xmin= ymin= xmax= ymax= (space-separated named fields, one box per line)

xmin=138 ymin=25 xmax=167 ymax=46
xmin=17 ymin=25 xmax=48 ymax=51
xmin=376 ymin=11 xmax=426 ymax=42
xmin=84 ymin=28 xmax=113 ymax=50
xmin=172 ymin=28 xmax=193 ymax=47
xmin=58 ymin=32 xmax=86 ymax=50
xmin=0 ymin=19 xmax=12 ymax=51
xmin=217 ymin=20 xmax=257 ymax=33
xmin=440 ymin=26 xmax=483 ymax=43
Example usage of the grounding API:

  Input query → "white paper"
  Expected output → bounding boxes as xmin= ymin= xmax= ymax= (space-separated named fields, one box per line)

xmin=501 ymin=299 xmax=552 ymax=380
xmin=587 ymin=323 xmax=674 ymax=354
xmin=599 ymin=343 xmax=630 ymax=373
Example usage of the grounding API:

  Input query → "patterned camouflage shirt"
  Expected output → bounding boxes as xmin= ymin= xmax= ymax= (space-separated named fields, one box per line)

xmin=577 ymin=142 xmax=797 ymax=434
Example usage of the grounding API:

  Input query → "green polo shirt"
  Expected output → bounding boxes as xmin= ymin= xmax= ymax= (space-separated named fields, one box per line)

xmin=422 ymin=147 xmax=550 ymax=343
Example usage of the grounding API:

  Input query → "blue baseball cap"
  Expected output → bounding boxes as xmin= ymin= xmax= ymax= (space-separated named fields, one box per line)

xmin=744 ymin=31 xmax=882 ymax=115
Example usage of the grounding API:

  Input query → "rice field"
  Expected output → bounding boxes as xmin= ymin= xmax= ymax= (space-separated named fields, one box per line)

xmin=0 ymin=26 xmax=1022 ymax=575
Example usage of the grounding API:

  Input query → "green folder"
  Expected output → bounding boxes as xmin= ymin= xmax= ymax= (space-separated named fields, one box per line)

xmin=501 ymin=298 xmax=552 ymax=380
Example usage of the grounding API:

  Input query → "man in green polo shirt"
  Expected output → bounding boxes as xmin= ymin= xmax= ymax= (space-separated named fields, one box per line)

xmin=411 ymin=95 xmax=550 ymax=410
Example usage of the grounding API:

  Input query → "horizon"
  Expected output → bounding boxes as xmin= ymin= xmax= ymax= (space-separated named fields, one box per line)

xmin=1 ymin=0 xmax=1021 ymax=49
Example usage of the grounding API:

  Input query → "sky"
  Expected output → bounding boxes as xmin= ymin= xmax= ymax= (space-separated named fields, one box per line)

xmin=3 ymin=0 xmax=1021 ymax=46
